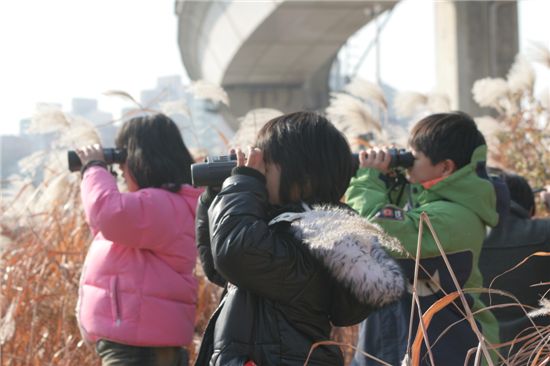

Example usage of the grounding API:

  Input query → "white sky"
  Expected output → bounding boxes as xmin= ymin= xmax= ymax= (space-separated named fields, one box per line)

xmin=0 ymin=0 xmax=186 ymax=136
xmin=1 ymin=0 xmax=549 ymax=136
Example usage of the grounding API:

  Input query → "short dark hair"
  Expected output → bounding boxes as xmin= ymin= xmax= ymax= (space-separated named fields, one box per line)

xmin=115 ymin=113 xmax=194 ymax=191
xmin=255 ymin=111 xmax=352 ymax=205
xmin=503 ymin=173 xmax=535 ymax=215
xmin=408 ymin=112 xmax=486 ymax=169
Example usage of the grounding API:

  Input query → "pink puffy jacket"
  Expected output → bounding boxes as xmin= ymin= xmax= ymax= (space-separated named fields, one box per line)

xmin=77 ymin=166 xmax=202 ymax=347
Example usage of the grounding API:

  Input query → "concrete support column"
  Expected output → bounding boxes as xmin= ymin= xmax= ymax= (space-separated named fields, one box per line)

xmin=435 ymin=0 xmax=518 ymax=116
xmin=223 ymin=56 xmax=333 ymax=124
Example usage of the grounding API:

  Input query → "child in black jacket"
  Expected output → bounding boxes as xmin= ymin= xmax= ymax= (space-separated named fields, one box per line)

xmin=196 ymin=111 xmax=405 ymax=366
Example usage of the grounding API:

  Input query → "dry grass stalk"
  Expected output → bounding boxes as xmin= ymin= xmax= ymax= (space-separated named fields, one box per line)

xmin=410 ymin=292 xmax=459 ymax=365
xmin=103 ymin=90 xmax=143 ymax=109
xmin=392 ymin=212 xmax=508 ymax=365
xmin=420 ymin=213 xmax=495 ymax=365
xmin=406 ymin=214 xmax=436 ymax=366
xmin=489 ymin=252 xmax=550 ymax=301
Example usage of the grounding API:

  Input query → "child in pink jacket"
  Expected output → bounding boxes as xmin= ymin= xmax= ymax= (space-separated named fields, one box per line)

xmin=75 ymin=114 xmax=202 ymax=366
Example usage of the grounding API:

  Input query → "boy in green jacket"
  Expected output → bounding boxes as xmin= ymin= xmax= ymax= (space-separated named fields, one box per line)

xmin=346 ymin=112 xmax=500 ymax=366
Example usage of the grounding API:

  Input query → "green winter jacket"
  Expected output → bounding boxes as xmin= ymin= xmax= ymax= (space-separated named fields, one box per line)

xmin=345 ymin=145 xmax=500 ymax=365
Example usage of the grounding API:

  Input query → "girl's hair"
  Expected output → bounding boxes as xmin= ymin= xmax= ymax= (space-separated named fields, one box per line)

xmin=115 ymin=113 xmax=194 ymax=192
xmin=408 ymin=111 xmax=486 ymax=169
xmin=255 ymin=111 xmax=352 ymax=205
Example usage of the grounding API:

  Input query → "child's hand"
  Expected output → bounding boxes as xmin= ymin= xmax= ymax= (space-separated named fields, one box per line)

xmin=358 ymin=148 xmax=392 ymax=174
xmin=76 ymin=144 xmax=105 ymax=166
xmin=236 ymin=146 xmax=266 ymax=176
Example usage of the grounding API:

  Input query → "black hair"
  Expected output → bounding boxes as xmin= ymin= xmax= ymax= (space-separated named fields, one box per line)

xmin=503 ymin=173 xmax=535 ymax=216
xmin=408 ymin=112 xmax=486 ymax=169
xmin=115 ymin=113 xmax=194 ymax=192
xmin=255 ymin=111 xmax=352 ymax=205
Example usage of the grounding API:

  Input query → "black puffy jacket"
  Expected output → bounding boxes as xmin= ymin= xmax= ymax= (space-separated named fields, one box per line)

xmin=195 ymin=170 xmax=405 ymax=366
xmin=480 ymin=200 xmax=550 ymax=343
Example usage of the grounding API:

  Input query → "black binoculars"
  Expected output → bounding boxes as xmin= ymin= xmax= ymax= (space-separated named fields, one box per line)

xmin=190 ymin=148 xmax=414 ymax=187
xmin=67 ymin=148 xmax=127 ymax=172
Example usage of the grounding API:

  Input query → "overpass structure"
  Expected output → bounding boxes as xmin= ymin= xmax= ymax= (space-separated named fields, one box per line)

xmin=176 ymin=0 xmax=518 ymax=125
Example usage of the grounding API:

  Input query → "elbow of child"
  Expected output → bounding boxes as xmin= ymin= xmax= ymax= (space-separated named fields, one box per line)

xmin=94 ymin=205 xmax=129 ymax=242
xmin=212 ymin=246 xmax=243 ymax=284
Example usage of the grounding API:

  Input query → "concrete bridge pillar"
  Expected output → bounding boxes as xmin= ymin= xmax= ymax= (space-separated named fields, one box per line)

xmin=435 ymin=0 xmax=518 ymax=116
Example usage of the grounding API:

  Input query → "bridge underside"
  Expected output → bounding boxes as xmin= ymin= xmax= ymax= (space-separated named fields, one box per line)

xmin=177 ymin=1 xmax=396 ymax=122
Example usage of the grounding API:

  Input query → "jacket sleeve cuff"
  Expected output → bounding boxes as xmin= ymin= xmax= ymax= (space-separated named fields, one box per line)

xmin=231 ymin=166 xmax=266 ymax=184
xmin=81 ymin=160 xmax=108 ymax=176
xmin=353 ymin=168 xmax=387 ymax=189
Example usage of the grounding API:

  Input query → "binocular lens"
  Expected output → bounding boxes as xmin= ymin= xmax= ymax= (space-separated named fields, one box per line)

xmin=67 ymin=148 xmax=126 ymax=172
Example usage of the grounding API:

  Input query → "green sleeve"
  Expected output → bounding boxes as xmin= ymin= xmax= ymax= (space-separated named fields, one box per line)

xmin=345 ymin=167 xmax=390 ymax=219
xmin=346 ymin=169 xmax=478 ymax=259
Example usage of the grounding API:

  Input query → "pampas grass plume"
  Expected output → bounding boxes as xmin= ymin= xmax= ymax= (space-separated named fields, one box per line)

xmin=32 ymin=172 xmax=74 ymax=214
xmin=231 ymin=108 xmax=283 ymax=148
xmin=507 ymin=55 xmax=535 ymax=94
xmin=188 ymin=80 xmax=230 ymax=106
xmin=472 ymin=77 xmax=509 ymax=109
xmin=57 ymin=116 xmax=101 ymax=148
xmin=326 ymin=92 xmax=384 ymax=147
xmin=18 ymin=151 xmax=48 ymax=175
xmin=540 ymin=88 xmax=550 ymax=110
xmin=394 ymin=92 xmax=428 ymax=118
xmin=160 ymin=99 xmax=191 ymax=118
xmin=426 ymin=93 xmax=451 ymax=114
xmin=344 ymin=78 xmax=388 ymax=109
xmin=29 ymin=105 xmax=70 ymax=134
xmin=0 ymin=301 xmax=16 ymax=344
xmin=527 ymin=42 xmax=550 ymax=68
xmin=528 ymin=298 xmax=550 ymax=318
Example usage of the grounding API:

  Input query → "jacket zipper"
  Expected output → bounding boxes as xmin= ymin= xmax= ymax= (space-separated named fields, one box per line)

xmin=110 ymin=276 xmax=121 ymax=326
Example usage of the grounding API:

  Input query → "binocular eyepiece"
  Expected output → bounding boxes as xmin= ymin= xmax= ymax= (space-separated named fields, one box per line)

xmin=67 ymin=148 xmax=127 ymax=172
xmin=190 ymin=148 xmax=414 ymax=187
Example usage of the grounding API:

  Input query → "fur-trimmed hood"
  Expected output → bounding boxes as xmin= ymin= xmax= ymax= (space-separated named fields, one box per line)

xmin=270 ymin=205 xmax=405 ymax=308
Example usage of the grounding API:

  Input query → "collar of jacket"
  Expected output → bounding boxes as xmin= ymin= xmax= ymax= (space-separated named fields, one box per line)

xmin=417 ymin=145 xmax=499 ymax=227
xmin=270 ymin=204 xmax=406 ymax=308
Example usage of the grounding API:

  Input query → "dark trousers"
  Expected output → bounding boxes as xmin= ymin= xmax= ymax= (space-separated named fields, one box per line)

xmin=96 ymin=339 xmax=189 ymax=366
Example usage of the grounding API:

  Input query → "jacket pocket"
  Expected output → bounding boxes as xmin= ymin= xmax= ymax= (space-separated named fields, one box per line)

xmin=212 ymin=342 xmax=249 ymax=366
xmin=109 ymin=276 xmax=121 ymax=326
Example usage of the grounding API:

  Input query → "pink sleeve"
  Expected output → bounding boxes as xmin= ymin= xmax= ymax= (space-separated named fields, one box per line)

xmin=80 ymin=166 xmax=187 ymax=248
